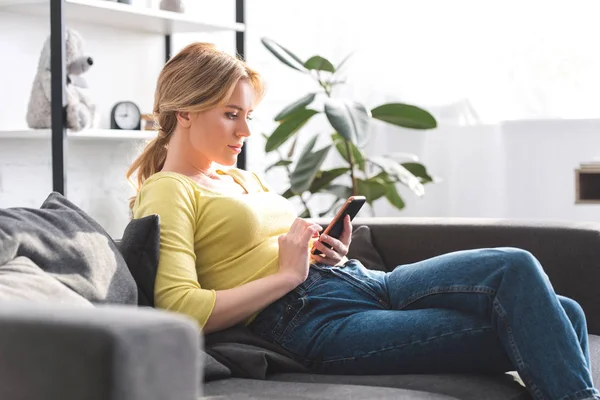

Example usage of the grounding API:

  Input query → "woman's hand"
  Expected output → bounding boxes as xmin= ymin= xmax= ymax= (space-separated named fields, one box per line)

xmin=277 ymin=218 xmax=323 ymax=286
xmin=311 ymin=215 xmax=352 ymax=266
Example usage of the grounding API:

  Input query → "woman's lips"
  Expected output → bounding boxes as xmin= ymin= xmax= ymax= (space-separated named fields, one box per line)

xmin=228 ymin=145 xmax=242 ymax=153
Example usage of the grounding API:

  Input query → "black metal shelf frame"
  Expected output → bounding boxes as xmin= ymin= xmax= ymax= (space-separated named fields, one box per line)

xmin=49 ymin=0 xmax=246 ymax=195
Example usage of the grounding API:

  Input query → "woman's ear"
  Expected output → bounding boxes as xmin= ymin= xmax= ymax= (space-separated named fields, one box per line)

xmin=175 ymin=111 xmax=192 ymax=128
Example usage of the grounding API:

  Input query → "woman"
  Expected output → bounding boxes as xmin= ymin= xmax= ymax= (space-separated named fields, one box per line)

xmin=127 ymin=42 xmax=599 ymax=400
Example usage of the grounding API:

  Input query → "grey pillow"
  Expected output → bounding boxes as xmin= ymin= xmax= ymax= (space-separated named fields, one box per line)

xmin=116 ymin=215 xmax=161 ymax=307
xmin=0 ymin=256 xmax=92 ymax=306
xmin=0 ymin=192 xmax=137 ymax=305
xmin=347 ymin=226 xmax=388 ymax=272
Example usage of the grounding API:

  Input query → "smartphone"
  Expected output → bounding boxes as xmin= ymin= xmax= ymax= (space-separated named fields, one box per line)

xmin=312 ymin=195 xmax=366 ymax=255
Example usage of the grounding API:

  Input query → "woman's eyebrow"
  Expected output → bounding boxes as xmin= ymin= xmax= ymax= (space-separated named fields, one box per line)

xmin=225 ymin=104 xmax=253 ymax=112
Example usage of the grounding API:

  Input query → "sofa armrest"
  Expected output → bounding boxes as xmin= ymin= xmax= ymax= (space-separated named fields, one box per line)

xmin=0 ymin=302 xmax=202 ymax=400
xmin=313 ymin=217 xmax=600 ymax=334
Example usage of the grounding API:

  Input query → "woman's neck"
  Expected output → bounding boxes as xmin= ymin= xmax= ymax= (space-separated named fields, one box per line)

xmin=161 ymin=131 xmax=217 ymax=178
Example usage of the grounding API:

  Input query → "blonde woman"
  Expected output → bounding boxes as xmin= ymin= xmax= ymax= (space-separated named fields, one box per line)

xmin=127 ymin=42 xmax=599 ymax=400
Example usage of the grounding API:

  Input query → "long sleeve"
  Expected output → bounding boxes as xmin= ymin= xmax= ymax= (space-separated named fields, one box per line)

xmin=133 ymin=175 xmax=216 ymax=328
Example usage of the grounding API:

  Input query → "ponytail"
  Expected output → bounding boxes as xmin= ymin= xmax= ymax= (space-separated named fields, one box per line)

xmin=126 ymin=132 xmax=168 ymax=210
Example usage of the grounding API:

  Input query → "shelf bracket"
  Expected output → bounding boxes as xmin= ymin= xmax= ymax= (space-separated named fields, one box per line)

xmin=165 ymin=34 xmax=172 ymax=63
xmin=50 ymin=0 xmax=67 ymax=195
xmin=236 ymin=0 xmax=246 ymax=170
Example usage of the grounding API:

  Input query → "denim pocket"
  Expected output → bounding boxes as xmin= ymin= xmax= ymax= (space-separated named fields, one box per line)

xmin=323 ymin=261 xmax=390 ymax=309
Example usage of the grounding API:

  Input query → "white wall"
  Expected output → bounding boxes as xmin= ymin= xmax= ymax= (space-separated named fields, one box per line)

xmin=1 ymin=0 xmax=600 ymax=239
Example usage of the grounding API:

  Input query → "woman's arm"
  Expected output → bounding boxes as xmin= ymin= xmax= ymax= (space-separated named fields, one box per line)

xmin=203 ymin=272 xmax=300 ymax=334
xmin=204 ymin=218 xmax=321 ymax=334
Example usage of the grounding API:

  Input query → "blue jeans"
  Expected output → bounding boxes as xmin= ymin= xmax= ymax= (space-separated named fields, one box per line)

xmin=248 ymin=247 xmax=600 ymax=400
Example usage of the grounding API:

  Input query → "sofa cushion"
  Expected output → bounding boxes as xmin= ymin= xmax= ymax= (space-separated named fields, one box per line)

xmin=204 ymin=325 xmax=309 ymax=381
xmin=269 ymin=372 xmax=529 ymax=400
xmin=204 ymin=378 xmax=460 ymax=399
xmin=347 ymin=225 xmax=387 ymax=271
xmin=0 ymin=256 xmax=93 ymax=306
xmin=0 ymin=192 xmax=137 ymax=305
xmin=117 ymin=214 xmax=160 ymax=307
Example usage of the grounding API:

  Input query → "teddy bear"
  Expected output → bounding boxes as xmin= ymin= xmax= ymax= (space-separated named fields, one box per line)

xmin=26 ymin=27 xmax=98 ymax=132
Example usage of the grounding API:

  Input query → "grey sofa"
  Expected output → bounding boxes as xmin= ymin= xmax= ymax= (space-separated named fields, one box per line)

xmin=2 ymin=217 xmax=600 ymax=400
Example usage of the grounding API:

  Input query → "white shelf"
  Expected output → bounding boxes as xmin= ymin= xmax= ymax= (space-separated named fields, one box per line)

xmin=0 ymin=128 xmax=156 ymax=140
xmin=0 ymin=0 xmax=244 ymax=34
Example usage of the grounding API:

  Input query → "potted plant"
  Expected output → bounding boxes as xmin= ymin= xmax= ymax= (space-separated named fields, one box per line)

xmin=261 ymin=37 xmax=439 ymax=217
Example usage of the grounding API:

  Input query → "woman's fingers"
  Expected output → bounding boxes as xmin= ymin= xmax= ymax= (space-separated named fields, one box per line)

xmin=312 ymin=240 xmax=340 ymax=260
xmin=319 ymin=234 xmax=348 ymax=256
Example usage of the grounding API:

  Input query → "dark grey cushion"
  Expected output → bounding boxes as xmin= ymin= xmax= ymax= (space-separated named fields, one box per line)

xmin=117 ymin=215 xmax=160 ymax=307
xmin=0 ymin=192 xmax=137 ymax=305
xmin=347 ymin=225 xmax=387 ymax=271
xmin=0 ymin=256 xmax=93 ymax=306
xmin=204 ymin=325 xmax=309 ymax=381
xmin=203 ymin=352 xmax=232 ymax=382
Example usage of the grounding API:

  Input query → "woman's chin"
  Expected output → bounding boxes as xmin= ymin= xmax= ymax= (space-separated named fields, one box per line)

xmin=219 ymin=157 xmax=238 ymax=167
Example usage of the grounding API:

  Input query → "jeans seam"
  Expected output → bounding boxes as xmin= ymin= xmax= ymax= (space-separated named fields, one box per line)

xmin=320 ymin=325 xmax=494 ymax=364
xmin=494 ymin=298 xmax=545 ymax=400
xmin=395 ymin=285 xmax=496 ymax=310
xmin=558 ymin=388 xmax=600 ymax=400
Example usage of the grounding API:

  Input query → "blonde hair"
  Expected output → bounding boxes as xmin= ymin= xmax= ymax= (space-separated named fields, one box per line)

xmin=126 ymin=42 xmax=265 ymax=210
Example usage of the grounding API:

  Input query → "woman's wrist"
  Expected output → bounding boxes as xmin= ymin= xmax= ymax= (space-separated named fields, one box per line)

xmin=275 ymin=270 xmax=305 ymax=290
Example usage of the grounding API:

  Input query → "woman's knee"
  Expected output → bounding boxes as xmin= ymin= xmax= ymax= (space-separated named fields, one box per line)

xmin=558 ymin=295 xmax=587 ymax=330
xmin=496 ymin=247 xmax=548 ymax=282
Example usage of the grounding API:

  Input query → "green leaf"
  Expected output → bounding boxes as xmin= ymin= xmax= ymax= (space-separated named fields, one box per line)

xmin=282 ymin=188 xmax=295 ymax=198
xmin=332 ymin=133 xmax=366 ymax=172
xmin=401 ymin=162 xmax=434 ymax=184
xmin=304 ymin=56 xmax=335 ymax=72
xmin=309 ymin=167 xmax=349 ymax=192
xmin=369 ymin=156 xmax=425 ymax=197
xmin=371 ymin=103 xmax=437 ymax=130
xmin=384 ymin=183 xmax=405 ymax=210
xmin=265 ymin=159 xmax=292 ymax=173
xmin=372 ymin=171 xmax=396 ymax=184
xmin=298 ymin=134 xmax=319 ymax=162
xmin=275 ymin=93 xmax=317 ymax=121
xmin=290 ymin=145 xmax=332 ymax=193
xmin=265 ymin=109 xmax=319 ymax=152
xmin=324 ymin=99 xmax=370 ymax=147
xmin=323 ymin=184 xmax=352 ymax=199
xmin=261 ymin=37 xmax=306 ymax=72
xmin=356 ymin=177 xmax=387 ymax=204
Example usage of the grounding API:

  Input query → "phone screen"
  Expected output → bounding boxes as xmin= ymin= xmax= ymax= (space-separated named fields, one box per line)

xmin=326 ymin=198 xmax=365 ymax=239
xmin=312 ymin=196 xmax=366 ymax=255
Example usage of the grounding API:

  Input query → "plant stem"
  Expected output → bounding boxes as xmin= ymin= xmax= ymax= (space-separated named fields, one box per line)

xmin=344 ymin=139 xmax=358 ymax=196
xmin=299 ymin=193 xmax=312 ymax=216
xmin=316 ymin=71 xmax=332 ymax=97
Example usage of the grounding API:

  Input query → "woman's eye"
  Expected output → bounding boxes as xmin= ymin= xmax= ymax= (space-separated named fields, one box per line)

xmin=226 ymin=112 xmax=237 ymax=119
xmin=246 ymin=115 xmax=253 ymax=121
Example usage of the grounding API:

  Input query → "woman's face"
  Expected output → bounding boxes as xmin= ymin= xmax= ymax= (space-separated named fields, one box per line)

xmin=185 ymin=79 xmax=254 ymax=168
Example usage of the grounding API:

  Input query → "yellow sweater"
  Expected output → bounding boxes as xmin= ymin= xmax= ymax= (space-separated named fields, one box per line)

xmin=132 ymin=169 xmax=298 ymax=328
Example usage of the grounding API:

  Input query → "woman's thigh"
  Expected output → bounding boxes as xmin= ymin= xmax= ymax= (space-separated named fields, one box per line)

xmin=309 ymin=308 xmax=515 ymax=376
